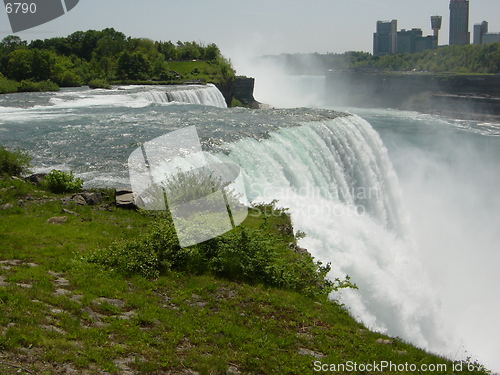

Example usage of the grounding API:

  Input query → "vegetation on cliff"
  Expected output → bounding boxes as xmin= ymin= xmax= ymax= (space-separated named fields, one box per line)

xmin=263 ymin=42 xmax=500 ymax=75
xmin=0 ymin=29 xmax=236 ymax=94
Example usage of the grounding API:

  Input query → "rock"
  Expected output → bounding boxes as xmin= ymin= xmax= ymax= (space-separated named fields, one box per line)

xmin=298 ymin=347 xmax=326 ymax=358
xmin=41 ymin=324 xmax=67 ymax=335
xmin=288 ymin=243 xmax=311 ymax=256
xmin=61 ymin=208 xmax=79 ymax=216
xmin=47 ymin=216 xmax=67 ymax=224
xmin=0 ymin=259 xmax=22 ymax=266
xmin=115 ymin=189 xmax=137 ymax=209
xmin=71 ymin=194 xmax=87 ymax=205
xmin=376 ymin=338 xmax=393 ymax=345
xmin=0 ymin=276 xmax=9 ymax=287
xmin=227 ymin=365 xmax=241 ymax=375
xmin=71 ymin=192 xmax=102 ymax=206
xmin=70 ymin=294 xmax=83 ymax=303
xmin=54 ymin=288 xmax=71 ymax=296
xmin=1 ymin=203 xmax=13 ymax=210
xmin=93 ymin=297 xmax=125 ymax=309
xmin=82 ymin=192 xmax=102 ymax=205
xmin=115 ymin=188 xmax=132 ymax=196
xmin=16 ymin=283 xmax=33 ymax=288
xmin=26 ymin=173 xmax=47 ymax=185
xmin=119 ymin=311 xmax=138 ymax=320
xmin=54 ymin=277 xmax=70 ymax=286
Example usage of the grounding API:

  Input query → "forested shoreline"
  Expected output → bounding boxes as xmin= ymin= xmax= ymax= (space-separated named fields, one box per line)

xmin=262 ymin=43 xmax=500 ymax=75
xmin=0 ymin=28 xmax=235 ymax=94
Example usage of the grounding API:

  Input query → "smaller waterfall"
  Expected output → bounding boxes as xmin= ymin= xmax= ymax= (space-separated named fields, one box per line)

xmin=165 ymin=84 xmax=227 ymax=108
xmin=139 ymin=84 xmax=227 ymax=108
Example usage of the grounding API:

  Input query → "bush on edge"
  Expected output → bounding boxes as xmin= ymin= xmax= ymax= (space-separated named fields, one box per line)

xmin=87 ymin=215 xmax=356 ymax=298
xmin=44 ymin=170 xmax=83 ymax=194
xmin=0 ymin=146 xmax=31 ymax=176
xmin=88 ymin=79 xmax=111 ymax=89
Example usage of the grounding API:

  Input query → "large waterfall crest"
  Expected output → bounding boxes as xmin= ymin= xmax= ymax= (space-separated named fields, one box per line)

xmin=207 ymin=114 xmax=451 ymax=355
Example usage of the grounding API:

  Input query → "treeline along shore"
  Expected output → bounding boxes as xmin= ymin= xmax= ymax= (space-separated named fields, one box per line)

xmin=0 ymin=28 xmax=258 ymax=107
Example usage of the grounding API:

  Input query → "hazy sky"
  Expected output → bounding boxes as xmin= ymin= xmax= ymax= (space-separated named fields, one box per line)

xmin=1 ymin=0 xmax=500 ymax=60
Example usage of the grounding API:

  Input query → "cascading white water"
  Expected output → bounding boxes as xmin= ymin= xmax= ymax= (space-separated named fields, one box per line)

xmin=206 ymin=114 xmax=452 ymax=355
xmin=138 ymin=84 xmax=227 ymax=108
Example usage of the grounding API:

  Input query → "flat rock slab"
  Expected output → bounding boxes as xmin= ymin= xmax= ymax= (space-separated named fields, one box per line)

xmin=115 ymin=191 xmax=137 ymax=209
xmin=71 ymin=192 xmax=102 ymax=206
xmin=47 ymin=216 xmax=67 ymax=224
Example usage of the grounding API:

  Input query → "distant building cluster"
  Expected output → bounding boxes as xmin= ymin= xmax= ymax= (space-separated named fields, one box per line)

xmin=373 ymin=20 xmax=438 ymax=56
xmin=373 ymin=0 xmax=500 ymax=56
xmin=474 ymin=21 xmax=500 ymax=45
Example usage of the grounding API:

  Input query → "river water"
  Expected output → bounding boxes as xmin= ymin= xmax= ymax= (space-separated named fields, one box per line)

xmin=1 ymin=82 xmax=499 ymax=371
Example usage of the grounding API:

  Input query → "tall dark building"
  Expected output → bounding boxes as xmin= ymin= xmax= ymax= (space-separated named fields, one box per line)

xmin=473 ymin=21 xmax=488 ymax=44
xmin=373 ymin=20 xmax=397 ymax=56
xmin=397 ymin=29 xmax=423 ymax=54
xmin=449 ymin=0 xmax=470 ymax=45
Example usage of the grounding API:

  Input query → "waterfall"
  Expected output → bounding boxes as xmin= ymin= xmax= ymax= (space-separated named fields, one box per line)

xmin=138 ymin=84 xmax=227 ymax=108
xmin=205 ymin=114 xmax=451 ymax=355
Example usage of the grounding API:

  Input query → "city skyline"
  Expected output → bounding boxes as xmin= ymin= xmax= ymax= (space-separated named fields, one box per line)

xmin=1 ymin=0 xmax=499 ymax=63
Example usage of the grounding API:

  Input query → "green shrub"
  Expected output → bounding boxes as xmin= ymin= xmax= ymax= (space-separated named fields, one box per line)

xmin=54 ymin=71 xmax=83 ymax=87
xmin=44 ymin=170 xmax=83 ymax=194
xmin=230 ymin=98 xmax=243 ymax=107
xmin=0 ymin=78 xmax=19 ymax=94
xmin=88 ymin=79 xmax=111 ymax=89
xmin=0 ymin=146 xmax=31 ymax=176
xmin=87 ymin=213 xmax=354 ymax=298
xmin=17 ymin=80 xmax=59 ymax=92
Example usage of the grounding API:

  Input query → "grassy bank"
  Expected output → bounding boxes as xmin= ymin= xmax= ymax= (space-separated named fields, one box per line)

xmin=0 ymin=173 xmax=490 ymax=374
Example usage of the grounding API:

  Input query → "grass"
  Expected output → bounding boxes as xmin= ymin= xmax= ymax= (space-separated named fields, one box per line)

xmin=165 ymin=61 xmax=233 ymax=84
xmin=0 ymin=176 xmax=491 ymax=374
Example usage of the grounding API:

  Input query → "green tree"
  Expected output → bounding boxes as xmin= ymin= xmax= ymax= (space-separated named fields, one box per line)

xmin=31 ymin=49 xmax=55 ymax=81
xmin=204 ymin=43 xmax=220 ymax=61
xmin=6 ymin=49 xmax=33 ymax=81
xmin=116 ymin=51 xmax=151 ymax=80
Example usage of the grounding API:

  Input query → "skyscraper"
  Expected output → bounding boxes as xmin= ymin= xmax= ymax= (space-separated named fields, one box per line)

xmin=373 ymin=20 xmax=397 ymax=56
xmin=473 ymin=21 xmax=488 ymax=44
xmin=449 ymin=0 xmax=470 ymax=45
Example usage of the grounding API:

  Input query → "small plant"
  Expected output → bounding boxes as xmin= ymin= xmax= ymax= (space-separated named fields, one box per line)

xmin=88 ymin=79 xmax=111 ymax=89
xmin=17 ymin=80 xmax=59 ymax=92
xmin=230 ymin=98 xmax=243 ymax=107
xmin=163 ymin=167 xmax=241 ymax=209
xmin=295 ymin=230 xmax=307 ymax=239
xmin=0 ymin=78 xmax=19 ymax=94
xmin=44 ymin=170 xmax=83 ymax=194
xmin=0 ymin=146 xmax=31 ymax=176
